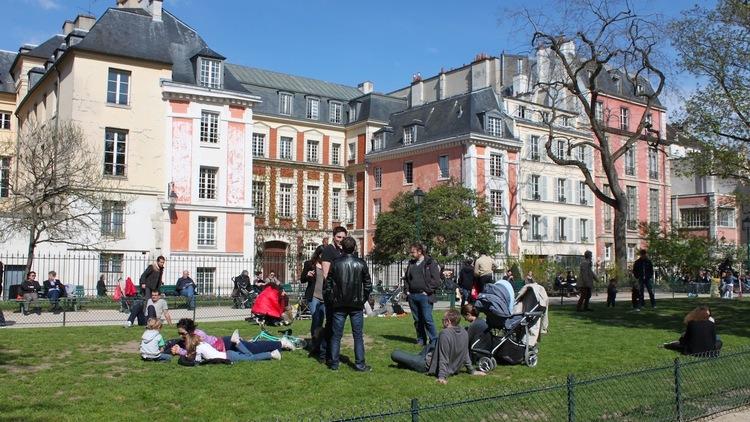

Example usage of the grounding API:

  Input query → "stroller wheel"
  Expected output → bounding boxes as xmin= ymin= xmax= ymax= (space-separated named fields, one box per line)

xmin=490 ymin=357 xmax=497 ymax=370
xmin=478 ymin=356 xmax=494 ymax=373
xmin=526 ymin=354 xmax=538 ymax=368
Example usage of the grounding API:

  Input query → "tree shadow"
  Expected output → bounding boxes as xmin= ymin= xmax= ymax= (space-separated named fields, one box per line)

xmin=382 ymin=334 xmax=416 ymax=344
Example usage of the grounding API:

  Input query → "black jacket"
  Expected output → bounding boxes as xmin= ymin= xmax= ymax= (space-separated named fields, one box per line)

xmin=233 ymin=274 xmax=250 ymax=290
xmin=176 ymin=277 xmax=195 ymax=293
xmin=139 ymin=264 xmax=163 ymax=290
xmin=404 ymin=256 xmax=441 ymax=295
xmin=457 ymin=266 xmax=475 ymax=290
xmin=20 ymin=280 xmax=41 ymax=294
xmin=633 ymin=257 xmax=654 ymax=282
xmin=300 ymin=260 xmax=317 ymax=301
xmin=43 ymin=279 xmax=66 ymax=297
xmin=324 ymin=254 xmax=372 ymax=310
xmin=680 ymin=320 xmax=719 ymax=355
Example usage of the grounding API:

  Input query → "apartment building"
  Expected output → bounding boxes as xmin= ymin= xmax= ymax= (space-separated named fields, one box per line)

xmin=0 ymin=50 xmax=14 ymax=202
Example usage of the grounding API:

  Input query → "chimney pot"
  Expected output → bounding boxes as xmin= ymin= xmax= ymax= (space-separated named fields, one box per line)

xmin=62 ymin=20 xmax=75 ymax=36
xmin=73 ymin=14 xmax=96 ymax=32
xmin=357 ymin=81 xmax=373 ymax=94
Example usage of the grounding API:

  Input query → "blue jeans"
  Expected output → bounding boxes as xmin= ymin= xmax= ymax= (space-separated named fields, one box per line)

xmin=180 ymin=286 xmax=196 ymax=309
xmin=143 ymin=353 xmax=172 ymax=362
xmin=309 ymin=297 xmax=326 ymax=337
xmin=226 ymin=349 xmax=273 ymax=362
xmin=408 ymin=293 xmax=437 ymax=345
xmin=638 ymin=279 xmax=655 ymax=308
xmin=221 ymin=337 xmax=282 ymax=354
xmin=330 ymin=308 xmax=366 ymax=370
xmin=459 ymin=287 xmax=472 ymax=306
xmin=48 ymin=289 xmax=61 ymax=307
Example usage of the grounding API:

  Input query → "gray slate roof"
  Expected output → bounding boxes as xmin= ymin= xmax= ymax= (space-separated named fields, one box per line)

xmin=25 ymin=35 xmax=65 ymax=60
xmin=595 ymin=67 xmax=663 ymax=108
xmin=0 ymin=50 xmax=16 ymax=94
xmin=226 ymin=64 xmax=364 ymax=101
xmin=350 ymin=94 xmax=407 ymax=124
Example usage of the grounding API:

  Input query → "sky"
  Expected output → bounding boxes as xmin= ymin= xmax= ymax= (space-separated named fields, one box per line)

xmin=1 ymin=0 xmax=711 ymax=112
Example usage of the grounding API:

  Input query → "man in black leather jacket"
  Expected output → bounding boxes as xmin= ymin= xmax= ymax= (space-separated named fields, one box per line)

xmin=324 ymin=236 xmax=372 ymax=372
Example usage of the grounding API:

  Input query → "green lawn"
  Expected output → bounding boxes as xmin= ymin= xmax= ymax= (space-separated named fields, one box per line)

xmin=1 ymin=298 xmax=749 ymax=421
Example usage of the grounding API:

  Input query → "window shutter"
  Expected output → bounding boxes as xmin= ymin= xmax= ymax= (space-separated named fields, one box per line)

xmin=587 ymin=220 xmax=593 ymax=242
xmin=541 ymin=216 xmax=548 ymax=240
xmin=554 ymin=218 xmax=560 ymax=241
xmin=554 ymin=178 xmax=560 ymax=201
xmin=540 ymin=176 xmax=548 ymax=201
xmin=572 ymin=182 xmax=579 ymax=205
xmin=566 ymin=179 xmax=573 ymax=204
xmin=567 ymin=219 xmax=573 ymax=242
xmin=525 ymin=136 xmax=531 ymax=160
xmin=526 ymin=175 xmax=533 ymax=200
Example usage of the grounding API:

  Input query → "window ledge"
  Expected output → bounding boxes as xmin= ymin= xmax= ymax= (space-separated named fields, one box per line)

xmin=103 ymin=175 xmax=128 ymax=180
xmin=201 ymin=143 xmax=221 ymax=149
xmin=106 ymin=103 xmax=131 ymax=110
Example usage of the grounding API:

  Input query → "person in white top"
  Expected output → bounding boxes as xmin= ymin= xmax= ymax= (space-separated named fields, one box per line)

xmin=185 ymin=332 xmax=281 ymax=363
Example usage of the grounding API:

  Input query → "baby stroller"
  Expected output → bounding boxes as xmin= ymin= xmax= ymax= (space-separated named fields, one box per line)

xmin=232 ymin=276 xmax=256 ymax=309
xmin=294 ymin=297 xmax=312 ymax=320
xmin=249 ymin=285 xmax=290 ymax=327
xmin=472 ymin=283 xmax=547 ymax=371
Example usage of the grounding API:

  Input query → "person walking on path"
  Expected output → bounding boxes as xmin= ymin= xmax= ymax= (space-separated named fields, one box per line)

xmin=324 ymin=236 xmax=372 ymax=372
xmin=577 ymin=251 xmax=598 ymax=312
xmin=313 ymin=226 xmax=348 ymax=364
xmin=633 ymin=249 xmax=655 ymax=310
xmin=404 ymin=243 xmax=442 ymax=346
xmin=139 ymin=256 xmax=165 ymax=299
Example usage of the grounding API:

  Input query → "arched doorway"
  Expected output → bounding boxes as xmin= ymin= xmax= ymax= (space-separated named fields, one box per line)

xmin=262 ymin=241 xmax=288 ymax=283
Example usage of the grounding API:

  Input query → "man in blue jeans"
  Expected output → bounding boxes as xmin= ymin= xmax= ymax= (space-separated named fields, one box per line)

xmin=632 ymin=249 xmax=655 ymax=310
xmin=404 ymin=243 xmax=441 ymax=346
xmin=324 ymin=236 xmax=372 ymax=372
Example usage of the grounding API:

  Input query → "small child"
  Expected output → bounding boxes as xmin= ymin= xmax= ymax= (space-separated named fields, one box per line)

xmin=606 ymin=279 xmax=617 ymax=307
xmin=140 ymin=318 xmax=171 ymax=361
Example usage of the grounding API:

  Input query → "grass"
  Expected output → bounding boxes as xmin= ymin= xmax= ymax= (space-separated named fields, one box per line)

xmin=1 ymin=298 xmax=749 ymax=421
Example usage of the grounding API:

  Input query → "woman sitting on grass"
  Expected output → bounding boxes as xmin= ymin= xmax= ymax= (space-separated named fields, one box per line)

xmin=183 ymin=331 xmax=281 ymax=363
xmin=664 ymin=306 xmax=722 ymax=356
xmin=168 ymin=318 xmax=294 ymax=359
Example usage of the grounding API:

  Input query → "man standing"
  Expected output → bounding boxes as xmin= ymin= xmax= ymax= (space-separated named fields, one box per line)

xmin=577 ymin=250 xmax=598 ymax=312
xmin=139 ymin=256 xmax=165 ymax=298
xmin=633 ymin=249 xmax=655 ymax=310
xmin=473 ymin=252 xmax=496 ymax=294
xmin=457 ymin=259 xmax=474 ymax=306
xmin=176 ymin=270 xmax=196 ymax=310
xmin=325 ymin=236 xmax=372 ymax=372
xmin=404 ymin=243 xmax=441 ymax=346
xmin=313 ymin=226 xmax=348 ymax=363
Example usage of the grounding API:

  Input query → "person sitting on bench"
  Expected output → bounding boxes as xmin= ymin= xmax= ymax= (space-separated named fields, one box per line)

xmin=20 ymin=271 xmax=42 ymax=316
xmin=391 ymin=309 xmax=486 ymax=384
xmin=124 ymin=289 xmax=172 ymax=327
xmin=664 ymin=306 xmax=722 ymax=356
xmin=176 ymin=270 xmax=196 ymax=310
xmin=43 ymin=271 xmax=66 ymax=313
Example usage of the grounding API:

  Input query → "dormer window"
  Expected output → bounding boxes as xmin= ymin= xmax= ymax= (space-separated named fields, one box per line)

xmin=373 ymin=133 xmax=385 ymax=151
xmin=279 ymin=92 xmax=293 ymax=115
xmin=198 ymin=58 xmax=222 ymax=89
xmin=403 ymin=126 xmax=417 ymax=145
xmin=329 ymin=101 xmax=343 ymax=124
xmin=486 ymin=116 xmax=502 ymax=137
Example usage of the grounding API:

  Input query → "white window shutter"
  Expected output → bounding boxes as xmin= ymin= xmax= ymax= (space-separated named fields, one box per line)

xmin=526 ymin=176 xmax=533 ymax=200
xmin=572 ymin=182 xmax=579 ymax=205
xmin=587 ymin=220 xmax=593 ymax=242
xmin=525 ymin=137 xmax=531 ymax=160
xmin=566 ymin=179 xmax=572 ymax=203
xmin=541 ymin=216 xmax=548 ymax=240
xmin=566 ymin=219 xmax=573 ymax=242
xmin=554 ymin=219 xmax=561 ymax=241
xmin=540 ymin=176 xmax=548 ymax=201
xmin=554 ymin=178 xmax=560 ymax=200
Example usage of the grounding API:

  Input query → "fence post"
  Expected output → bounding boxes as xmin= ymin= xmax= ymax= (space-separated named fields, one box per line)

xmin=410 ymin=398 xmax=419 ymax=422
xmin=674 ymin=358 xmax=683 ymax=422
xmin=193 ymin=301 xmax=196 ymax=321
xmin=62 ymin=308 xmax=66 ymax=327
xmin=567 ymin=374 xmax=576 ymax=422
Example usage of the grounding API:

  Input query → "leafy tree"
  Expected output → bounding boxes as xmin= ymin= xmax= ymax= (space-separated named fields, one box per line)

xmin=670 ymin=0 xmax=750 ymax=182
xmin=371 ymin=183 xmax=500 ymax=264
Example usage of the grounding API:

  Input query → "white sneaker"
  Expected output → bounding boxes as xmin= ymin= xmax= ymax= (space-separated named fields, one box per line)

xmin=230 ymin=329 xmax=240 ymax=344
xmin=123 ymin=321 xmax=132 ymax=328
xmin=270 ymin=350 xmax=282 ymax=360
xmin=280 ymin=337 xmax=296 ymax=351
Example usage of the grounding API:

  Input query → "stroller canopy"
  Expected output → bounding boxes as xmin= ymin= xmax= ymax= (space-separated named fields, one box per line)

xmin=475 ymin=283 xmax=512 ymax=320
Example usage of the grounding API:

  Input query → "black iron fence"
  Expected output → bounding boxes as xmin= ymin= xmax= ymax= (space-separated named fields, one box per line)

xmin=290 ymin=347 xmax=750 ymax=421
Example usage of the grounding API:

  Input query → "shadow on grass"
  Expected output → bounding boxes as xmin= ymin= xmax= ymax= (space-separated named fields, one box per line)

xmin=382 ymin=334 xmax=416 ymax=344
xmin=0 ymin=346 xmax=24 ymax=367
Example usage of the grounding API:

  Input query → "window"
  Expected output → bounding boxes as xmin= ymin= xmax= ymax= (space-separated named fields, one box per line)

xmin=648 ymin=147 xmax=659 ymax=179
xmin=626 ymin=185 xmax=637 ymax=230
xmin=329 ymin=102 xmax=342 ymax=124
xmin=199 ymin=167 xmax=218 ymax=200
xmin=516 ymin=105 xmax=527 ymax=119
xmin=487 ymin=116 xmax=502 ymax=137
xmin=346 ymin=174 xmax=355 ymax=190
xmin=374 ymin=167 xmax=382 ymax=188
xmin=331 ymin=144 xmax=341 ymax=166
xmin=349 ymin=105 xmax=357 ymax=122
xmin=530 ymin=135 xmax=540 ymax=161
xmin=530 ymin=175 xmax=541 ymax=200
xmin=373 ymin=198 xmax=382 ymax=220
xmin=490 ymin=154 xmax=503 ymax=177
xmin=620 ymin=107 xmax=629 ymax=130
xmin=579 ymin=219 xmax=589 ymax=242
xmin=346 ymin=201 xmax=355 ymax=224
xmin=252 ymin=133 xmax=266 ymax=157
xmin=516 ymin=58 xmax=523 ymax=74
xmin=680 ymin=208 xmax=709 ymax=228
xmin=107 ymin=69 xmax=130 ymax=105
xmin=578 ymin=181 xmax=588 ymax=205
xmin=595 ymin=101 xmax=604 ymax=123
xmin=718 ymin=208 xmax=736 ymax=227
xmin=604 ymin=244 xmax=612 ymax=261
xmin=304 ymin=243 xmax=318 ymax=260
xmin=562 ymin=116 xmax=572 ymax=127
xmin=0 ymin=111 xmax=10 ymax=130
xmin=403 ymin=126 xmax=416 ymax=145
xmin=438 ymin=155 xmax=449 ymax=179
xmin=557 ymin=178 xmax=567 ymax=203
xmin=195 ymin=267 xmax=215 ymax=295
xmin=557 ymin=217 xmax=567 ymax=241
xmin=0 ymin=156 xmax=9 ymax=198
xmin=200 ymin=111 xmax=219 ymax=144
xmin=403 ymin=162 xmax=414 ymax=184
xmin=531 ymin=215 xmax=541 ymax=240
xmin=649 ymin=188 xmax=659 ymax=224
xmin=99 ymin=253 xmax=123 ymax=283
xmin=279 ymin=92 xmax=293 ymax=115
xmin=252 ymin=181 xmax=265 ymax=215
xmin=101 ymin=200 xmax=125 ymax=237
xmin=199 ymin=59 xmax=221 ymax=88
xmin=627 ymin=244 xmax=636 ymax=261
xmin=556 ymin=140 xmax=567 ymax=159
xmin=332 ymin=189 xmax=341 ymax=221
xmin=279 ymin=136 xmax=293 ymax=160
xmin=306 ymin=140 xmax=319 ymax=163
xmin=104 ymin=129 xmax=127 ymax=177
xmin=197 ymin=216 xmax=217 ymax=247
xmin=490 ymin=190 xmax=503 ymax=217
xmin=306 ymin=97 xmax=319 ymax=120
xmin=373 ymin=133 xmax=385 ymax=151
xmin=278 ymin=184 xmax=293 ymax=218
xmin=624 ymin=147 xmax=635 ymax=176
xmin=305 ymin=186 xmax=319 ymax=220
xmin=348 ymin=142 xmax=356 ymax=161
xmin=603 ymin=184 xmax=612 ymax=231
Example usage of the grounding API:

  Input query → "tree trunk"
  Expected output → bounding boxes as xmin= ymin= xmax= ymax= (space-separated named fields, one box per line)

xmin=612 ymin=204 xmax=629 ymax=281
xmin=25 ymin=226 xmax=36 ymax=273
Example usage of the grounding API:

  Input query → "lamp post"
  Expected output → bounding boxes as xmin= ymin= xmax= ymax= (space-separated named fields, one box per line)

xmin=255 ymin=233 xmax=265 ymax=273
xmin=413 ymin=188 xmax=426 ymax=242
xmin=742 ymin=217 xmax=750 ymax=298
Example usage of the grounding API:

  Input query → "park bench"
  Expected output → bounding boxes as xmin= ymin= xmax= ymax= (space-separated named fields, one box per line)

xmin=13 ymin=285 xmax=86 ymax=313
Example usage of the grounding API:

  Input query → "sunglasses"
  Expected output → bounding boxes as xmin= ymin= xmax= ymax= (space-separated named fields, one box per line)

xmin=178 ymin=331 xmax=188 ymax=336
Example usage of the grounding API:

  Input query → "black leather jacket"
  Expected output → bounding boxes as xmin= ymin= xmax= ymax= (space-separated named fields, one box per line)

xmin=324 ymin=254 xmax=372 ymax=310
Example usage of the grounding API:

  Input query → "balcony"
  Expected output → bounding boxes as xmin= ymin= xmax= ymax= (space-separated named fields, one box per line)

xmin=532 ymin=193 xmax=541 ymax=201
xmin=530 ymin=153 xmax=540 ymax=161
xmin=558 ymin=196 xmax=566 ymax=203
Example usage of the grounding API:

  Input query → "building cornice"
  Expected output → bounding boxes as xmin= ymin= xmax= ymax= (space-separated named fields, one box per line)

xmin=161 ymin=81 xmax=261 ymax=107
xmin=165 ymin=203 xmax=255 ymax=214
xmin=366 ymin=133 xmax=522 ymax=162
xmin=252 ymin=158 xmax=346 ymax=173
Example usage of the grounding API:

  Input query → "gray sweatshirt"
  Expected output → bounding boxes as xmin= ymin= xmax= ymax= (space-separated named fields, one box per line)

xmin=140 ymin=329 xmax=164 ymax=359
xmin=428 ymin=326 xmax=474 ymax=379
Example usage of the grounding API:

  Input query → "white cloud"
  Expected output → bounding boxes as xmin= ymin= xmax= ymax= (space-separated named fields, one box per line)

xmin=29 ymin=0 xmax=61 ymax=10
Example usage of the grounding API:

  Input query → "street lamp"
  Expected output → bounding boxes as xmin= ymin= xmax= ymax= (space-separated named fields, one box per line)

xmin=743 ymin=217 xmax=750 ymax=289
xmin=414 ymin=188 xmax=426 ymax=242
xmin=255 ymin=233 xmax=265 ymax=272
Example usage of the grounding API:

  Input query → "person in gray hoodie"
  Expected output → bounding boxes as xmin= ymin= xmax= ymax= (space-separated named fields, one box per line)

xmin=140 ymin=318 xmax=171 ymax=361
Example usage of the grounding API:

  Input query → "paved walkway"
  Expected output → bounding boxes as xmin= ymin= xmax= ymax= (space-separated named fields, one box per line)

xmin=705 ymin=408 xmax=750 ymax=421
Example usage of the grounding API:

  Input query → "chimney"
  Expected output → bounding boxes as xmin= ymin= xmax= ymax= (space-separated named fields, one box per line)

xmin=62 ymin=20 xmax=75 ymax=36
xmin=512 ymin=74 xmax=528 ymax=96
xmin=116 ymin=0 xmax=140 ymax=7
xmin=149 ymin=0 xmax=163 ymax=22
xmin=410 ymin=77 xmax=424 ymax=107
xmin=438 ymin=71 xmax=446 ymax=100
xmin=470 ymin=54 xmax=490 ymax=91
xmin=73 ymin=14 xmax=96 ymax=31
xmin=19 ymin=44 xmax=35 ymax=54
xmin=559 ymin=40 xmax=576 ymax=61
xmin=357 ymin=81 xmax=373 ymax=94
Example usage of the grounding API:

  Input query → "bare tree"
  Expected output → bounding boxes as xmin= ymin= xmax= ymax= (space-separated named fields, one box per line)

xmin=522 ymin=1 xmax=666 ymax=277
xmin=0 ymin=121 xmax=126 ymax=270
